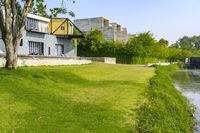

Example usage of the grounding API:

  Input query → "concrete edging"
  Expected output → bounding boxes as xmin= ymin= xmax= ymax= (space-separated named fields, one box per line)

xmin=0 ymin=56 xmax=92 ymax=67
xmin=80 ymin=57 xmax=116 ymax=64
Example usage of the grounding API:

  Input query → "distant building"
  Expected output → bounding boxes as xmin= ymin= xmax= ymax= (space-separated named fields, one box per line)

xmin=74 ymin=17 xmax=128 ymax=42
xmin=0 ymin=14 xmax=83 ymax=57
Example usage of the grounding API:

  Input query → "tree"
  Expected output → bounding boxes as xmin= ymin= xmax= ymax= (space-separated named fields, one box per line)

xmin=29 ymin=0 xmax=48 ymax=18
xmin=0 ymin=0 xmax=75 ymax=69
xmin=127 ymin=32 xmax=157 ymax=57
xmin=79 ymin=29 xmax=105 ymax=52
xmin=171 ymin=36 xmax=200 ymax=50
xmin=0 ymin=0 xmax=32 ymax=69
xmin=170 ymin=35 xmax=200 ymax=56
xmin=158 ymin=38 xmax=169 ymax=48
xmin=50 ymin=7 xmax=75 ymax=18
xmin=30 ymin=0 xmax=75 ymax=18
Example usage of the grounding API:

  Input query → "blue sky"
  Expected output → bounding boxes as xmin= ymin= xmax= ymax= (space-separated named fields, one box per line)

xmin=45 ymin=0 xmax=200 ymax=44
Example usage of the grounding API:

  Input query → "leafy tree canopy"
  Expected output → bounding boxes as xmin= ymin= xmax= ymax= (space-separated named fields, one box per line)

xmin=29 ymin=0 xmax=48 ymax=17
xmin=158 ymin=38 xmax=169 ymax=48
xmin=22 ymin=0 xmax=75 ymax=18
xmin=127 ymin=32 xmax=157 ymax=57
xmin=79 ymin=29 xmax=105 ymax=51
xmin=78 ymin=30 xmax=191 ymax=64
xmin=171 ymin=35 xmax=200 ymax=50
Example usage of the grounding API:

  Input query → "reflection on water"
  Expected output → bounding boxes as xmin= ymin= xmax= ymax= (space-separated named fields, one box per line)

xmin=172 ymin=70 xmax=200 ymax=133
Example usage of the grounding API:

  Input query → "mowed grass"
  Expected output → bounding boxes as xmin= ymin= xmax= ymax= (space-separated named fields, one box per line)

xmin=0 ymin=62 xmax=154 ymax=133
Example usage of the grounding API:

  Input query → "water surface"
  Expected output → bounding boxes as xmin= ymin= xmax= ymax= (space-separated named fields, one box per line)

xmin=172 ymin=70 xmax=200 ymax=132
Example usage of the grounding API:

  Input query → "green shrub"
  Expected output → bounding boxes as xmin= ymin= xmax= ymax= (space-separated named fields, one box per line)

xmin=132 ymin=57 xmax=142 ymax=64
xmin=142 ymin=57 xmax=159 ymax=64
xmin=133 ymin=65 xmax=194 ymax=133
xmin=177 ymin=61 xmax=185 ymax=69
xmin=78 ymin=30 xmax=190 ymax=64
xmin=131 ymin=57 xmax=167 ymax=64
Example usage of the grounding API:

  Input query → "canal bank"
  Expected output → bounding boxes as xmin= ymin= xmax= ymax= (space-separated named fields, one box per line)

xmin=172 ymin=70 xmax=200 ymax=133
xmin=134 ymin=65 xmax=194 ymax=133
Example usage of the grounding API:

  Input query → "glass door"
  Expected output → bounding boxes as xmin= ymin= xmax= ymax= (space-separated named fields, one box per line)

xmin=56 ymin=45 xmax=64 ymax=56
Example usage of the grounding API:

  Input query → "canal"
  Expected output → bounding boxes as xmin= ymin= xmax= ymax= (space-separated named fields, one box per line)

xmin=172 ymin=70 xmax=200 ymax=133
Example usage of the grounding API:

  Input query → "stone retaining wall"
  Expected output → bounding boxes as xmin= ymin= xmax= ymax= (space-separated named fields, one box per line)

xmin=0 ymin=55 xmax=92 ymax=67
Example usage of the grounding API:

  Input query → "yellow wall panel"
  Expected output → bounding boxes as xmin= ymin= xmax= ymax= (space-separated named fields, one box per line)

xmin=49 ymin=19 xmax=73 ymax=35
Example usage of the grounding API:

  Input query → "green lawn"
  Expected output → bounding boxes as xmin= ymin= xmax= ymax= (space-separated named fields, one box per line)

xmin=0 ymin=62 xmax=154 ymax=133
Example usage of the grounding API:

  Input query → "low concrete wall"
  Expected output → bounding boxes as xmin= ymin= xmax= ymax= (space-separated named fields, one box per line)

xmin=0 ymin=55 xmax=92 ymax=67
xmin=147 ymin=62 xmax=177 ymax=67
xmin=81 ymin=57 xmax=116 ymax=64
xmin=0 ymin=56 xmax=5 ymax=67
xmin=104 ymin=57 xmax=116 ymax=64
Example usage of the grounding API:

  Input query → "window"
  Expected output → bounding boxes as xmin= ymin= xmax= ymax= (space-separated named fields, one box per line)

xmin=27 ymin=18 xmax=38 ymax=30
xmin=29 ymin=41 xmax=44 ymax=55
xmin=61 ymin=26 xmax=65 ymax=30
xmin=56 ymin=45 xmax=64 ymax=56
xmin=48 ymin=47 xmax=51 ymax=55
xmin=20 ymin=39 xmax=23 ymax=46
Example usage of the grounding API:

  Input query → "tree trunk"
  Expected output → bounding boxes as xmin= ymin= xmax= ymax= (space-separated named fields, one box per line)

xmin=5 ymin=42 xmax=17 ymax=69
xmin=5 ymin=34 xmax=19 ymax=69
xmin=5 ymin=48 xmax=17 ymax=69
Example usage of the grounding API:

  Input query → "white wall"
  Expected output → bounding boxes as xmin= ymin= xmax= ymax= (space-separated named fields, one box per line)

xmin=18 ymin=31 xmax=75 ymax=57
xmin=0 ymin=30 xmax=5 ymax=53
xmin=0 ymin=56 xmax=92 ymax=67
